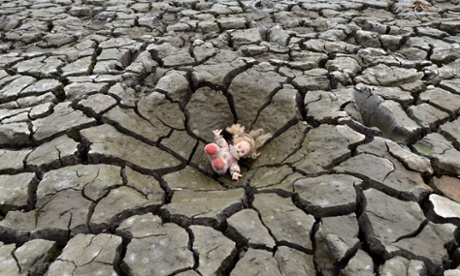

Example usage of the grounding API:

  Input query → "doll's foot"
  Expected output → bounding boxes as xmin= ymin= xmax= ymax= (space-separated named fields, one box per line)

xmin=205 ymin=144 xmax=219 ymax=157
xmin=212 ymin=158 xmax=225 ymax=171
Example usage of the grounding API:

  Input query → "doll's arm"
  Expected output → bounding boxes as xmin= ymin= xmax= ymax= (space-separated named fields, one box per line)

xmin=213 ymin=129 xmax=229 ymax=149
xmin=232 ymin=171 xmax=242 ymax=180
xmin=229 ymin=162 xmax=241 ymax=180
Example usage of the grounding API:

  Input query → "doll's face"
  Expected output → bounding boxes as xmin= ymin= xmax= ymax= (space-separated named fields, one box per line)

xmin=234 ymin=140 xmax=251 ymax=158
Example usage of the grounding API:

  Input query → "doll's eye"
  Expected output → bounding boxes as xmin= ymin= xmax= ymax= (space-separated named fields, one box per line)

xmin=241 ymin=151 xmax=245 ymax=154
xmin=238 ymin=145 xmax=240 ymax=148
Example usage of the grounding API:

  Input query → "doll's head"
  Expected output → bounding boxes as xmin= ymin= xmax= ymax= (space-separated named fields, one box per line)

xmin=226 ymin=124 xmax=272 ymax=159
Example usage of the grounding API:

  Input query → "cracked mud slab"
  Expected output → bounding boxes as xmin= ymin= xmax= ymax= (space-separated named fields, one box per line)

xmin=1 ymin=0 xmax=460 ymax=275
xmin=47 ymin=233 xmax=122 ymax=276
xmin=117 ymin=213 xmax=194 ymax=275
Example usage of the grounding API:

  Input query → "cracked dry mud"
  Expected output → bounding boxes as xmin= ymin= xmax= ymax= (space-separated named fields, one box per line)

xmin=1 ymin=0 xmax=460 ymax=275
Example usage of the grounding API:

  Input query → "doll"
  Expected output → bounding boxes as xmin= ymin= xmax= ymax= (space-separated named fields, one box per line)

xmin=204 ymin=124 xmax=272 ymax=180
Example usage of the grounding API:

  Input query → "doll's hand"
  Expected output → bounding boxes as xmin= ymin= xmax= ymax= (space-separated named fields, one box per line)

xmin=213 ymin=129 xmax=222 ymax=138
xmin=232 ymin=172 xmax=242 ymax=180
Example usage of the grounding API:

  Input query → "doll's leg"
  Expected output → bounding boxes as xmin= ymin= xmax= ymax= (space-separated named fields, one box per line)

xmin=212 ymin=158 xmax=228 ymax=175
xmin=205 ymin=143 xmax=220 ymax=160
xmin=205 ymin=143 xmax=228 ymax=174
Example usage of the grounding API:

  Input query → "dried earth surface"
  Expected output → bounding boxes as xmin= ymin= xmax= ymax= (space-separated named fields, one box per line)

xmin=1 ymin=0 xmax=460 ymax=275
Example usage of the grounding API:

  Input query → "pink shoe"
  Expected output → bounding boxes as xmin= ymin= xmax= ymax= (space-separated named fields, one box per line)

xmin=205 ymin=144 xmax=219 ymax=156
xmin=212 ymin=158 xmax=225 ymax=171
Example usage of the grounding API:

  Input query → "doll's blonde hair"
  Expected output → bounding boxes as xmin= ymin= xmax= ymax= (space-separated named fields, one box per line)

xmin=226 ymin=124 xmax=272 ymax=159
